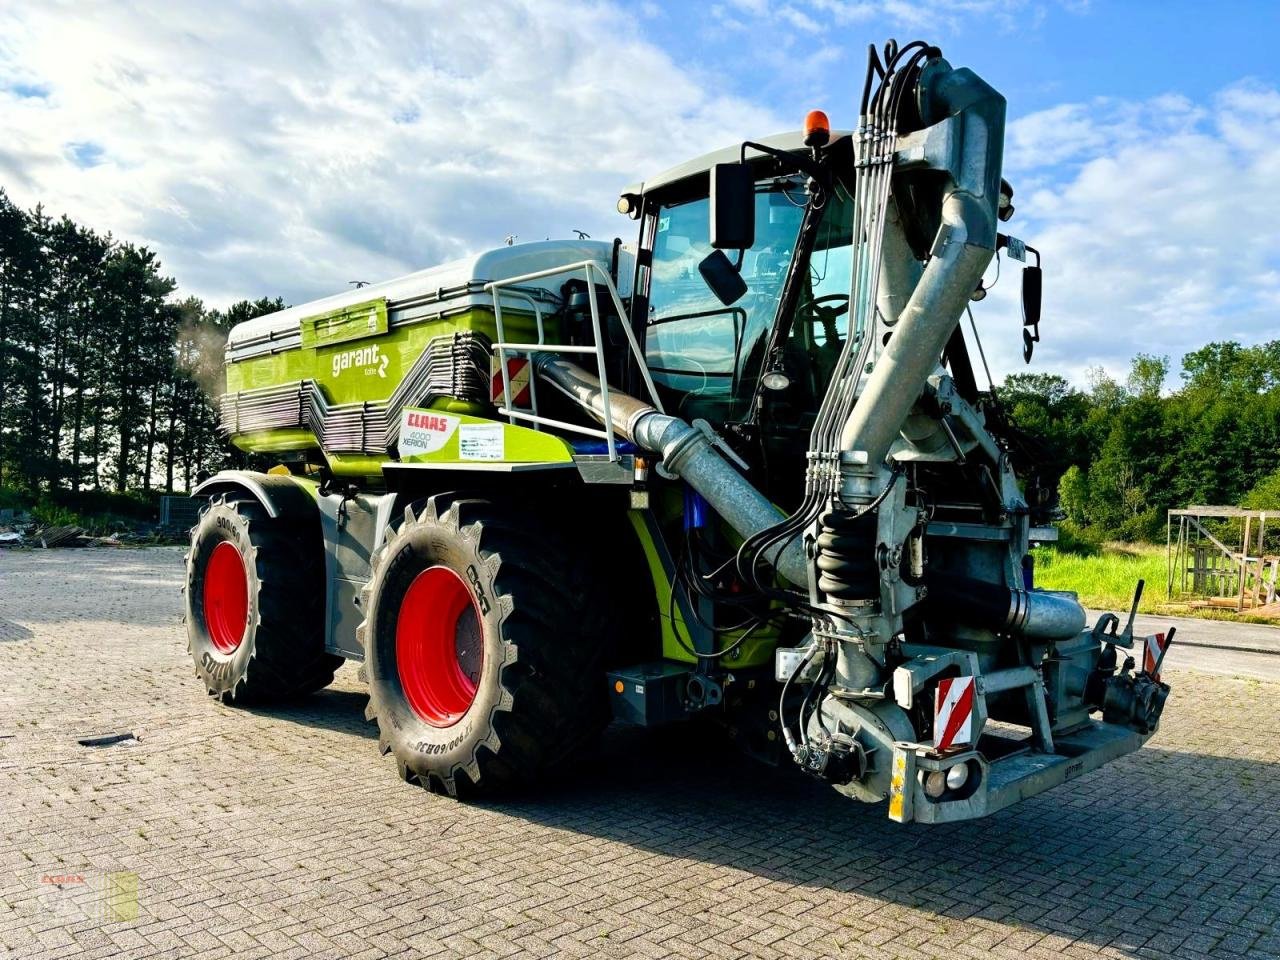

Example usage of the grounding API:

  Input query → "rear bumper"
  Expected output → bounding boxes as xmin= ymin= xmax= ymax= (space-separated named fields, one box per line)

xmin=889 ymin=719 xmax=1152 ymax=824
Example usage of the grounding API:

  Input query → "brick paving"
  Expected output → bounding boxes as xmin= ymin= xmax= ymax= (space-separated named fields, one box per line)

xmin=1 ymin=546 xmax=1278 ymax=959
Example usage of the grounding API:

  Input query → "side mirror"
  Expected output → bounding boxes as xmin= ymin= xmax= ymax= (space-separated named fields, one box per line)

xmin=709 ymin=163 xmax=755 ymax=250
xmin=698 ymin=250 xmax=748 ymax=306
xmin=1021 ymin=264 xmax=1042 ymax=363
xmin=1022 ymin=265 xmax=1041 ymax=328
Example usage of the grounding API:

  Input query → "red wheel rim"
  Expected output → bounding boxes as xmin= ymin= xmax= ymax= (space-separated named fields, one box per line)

xmin=203 ymin=541 xmax=249 ymax=654
xmin=396 ymin=566 xmax=484 ymax=727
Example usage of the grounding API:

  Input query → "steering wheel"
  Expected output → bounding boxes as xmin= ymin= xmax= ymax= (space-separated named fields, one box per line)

xmin=794 ymin=293 xmax=850 ymax=346
xmin=795 ymin=293 xmax=851 ymax=321
xmin=785 ymin=294 xmax=850 ymax=400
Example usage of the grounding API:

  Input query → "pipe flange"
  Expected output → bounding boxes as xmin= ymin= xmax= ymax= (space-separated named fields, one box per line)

xmin=660 ymin=423 xmax=708 ymax=474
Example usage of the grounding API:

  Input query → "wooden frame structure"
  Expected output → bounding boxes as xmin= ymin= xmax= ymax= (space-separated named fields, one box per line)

xmin=1167 ymin=506 xmax=1278 ymax=612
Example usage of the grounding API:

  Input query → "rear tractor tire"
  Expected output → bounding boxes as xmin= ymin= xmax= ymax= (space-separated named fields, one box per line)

xmin=359 ymin=493 xmax=611 ymax=797
xmin=184 ymin=493 xmax=342 ymax=703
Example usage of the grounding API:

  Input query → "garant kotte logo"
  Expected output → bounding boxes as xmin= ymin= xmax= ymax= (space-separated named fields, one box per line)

xmin=331 ymin=343 xmax=389 ymax=379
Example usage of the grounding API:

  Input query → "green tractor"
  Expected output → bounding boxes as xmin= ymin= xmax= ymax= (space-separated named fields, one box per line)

xmin=186 ymin=39 xmax=1172 ymax=822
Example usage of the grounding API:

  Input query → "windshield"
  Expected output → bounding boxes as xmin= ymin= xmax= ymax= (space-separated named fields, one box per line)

xmin=777 ymin=183 xmax=854 ymax=409
xmin=645 ymin=178 xmax=808 ymax=420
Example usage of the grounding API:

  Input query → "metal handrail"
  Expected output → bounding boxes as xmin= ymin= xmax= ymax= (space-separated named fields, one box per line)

xmin=493 ymin=342 xmax=597 ymax=354
xmin=484 ymin=259 xmax=663 ymax=461
xmin=489 ymin=288 xmax=546 ymax=432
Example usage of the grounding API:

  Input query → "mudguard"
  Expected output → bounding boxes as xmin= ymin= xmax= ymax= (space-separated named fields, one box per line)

xmin=192 ymin=470 xmax=319 ymax=522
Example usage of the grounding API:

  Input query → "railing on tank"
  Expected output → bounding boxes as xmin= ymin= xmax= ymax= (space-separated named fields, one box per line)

xmin=485 ymin=260 xmax=663 ymax=461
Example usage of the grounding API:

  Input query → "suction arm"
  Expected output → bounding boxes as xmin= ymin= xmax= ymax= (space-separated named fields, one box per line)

xmin=839 ymin=59 xmax=1005 ymax=468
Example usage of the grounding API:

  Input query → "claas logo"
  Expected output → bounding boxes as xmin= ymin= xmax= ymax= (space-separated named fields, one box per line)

xmin=405 ymin=412 xmax=452 ymax=432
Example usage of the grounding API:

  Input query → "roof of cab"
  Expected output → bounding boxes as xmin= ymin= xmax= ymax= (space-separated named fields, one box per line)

xmin=619 ymin=129 xmax=852 ymax=200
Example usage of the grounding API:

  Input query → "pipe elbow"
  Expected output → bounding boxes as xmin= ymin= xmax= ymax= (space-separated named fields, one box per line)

xmin=1014 ymin=589 xmax=1087 ymax=641
xmin=939 ymin=190 xmax=995 ymax=252
xmin=630 ymin=410 xmax=686 ymax=454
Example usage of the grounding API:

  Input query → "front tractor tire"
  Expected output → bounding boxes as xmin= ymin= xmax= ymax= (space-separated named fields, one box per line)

xmin=359 ymin=493 xmax=610 ymax=797
xmin=184 ymin=494 xmax=342 ymax=703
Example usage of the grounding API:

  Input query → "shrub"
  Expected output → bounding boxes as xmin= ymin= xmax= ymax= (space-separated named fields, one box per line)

xmin=30 ymin=500 xmax=85 ymax=528
xmin=1057 ymin=465 xmax=1090 ymax=525
xmin=1118 ymin=506 xmax=1164 ymax=543
xmin=1242 ymin=468 xmax=1280 ymax=511
xmin=1053 ymin=519 xmax=1102 ymax=556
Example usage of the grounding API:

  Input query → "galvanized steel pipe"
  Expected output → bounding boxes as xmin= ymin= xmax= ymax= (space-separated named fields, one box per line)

xmin=533 ymin=354 xmax=808 ymax=587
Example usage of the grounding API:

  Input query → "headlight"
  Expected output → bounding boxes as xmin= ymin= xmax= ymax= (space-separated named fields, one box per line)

xmin=945 ymin=763 xmax=970 ymax=791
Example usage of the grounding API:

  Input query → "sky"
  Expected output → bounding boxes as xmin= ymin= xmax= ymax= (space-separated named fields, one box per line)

xmin=1 ymin=0 xmax=1278 ymax=384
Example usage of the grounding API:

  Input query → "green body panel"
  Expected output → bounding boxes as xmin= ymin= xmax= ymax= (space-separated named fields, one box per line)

xmin=225 ymin=306 xmax=546 ymax=406
xmin=233 ymin=428 xmax=321 ymax=453
xmin=624 ymin=510 xmax=777 ymax=669
xmin=225 ymin=304 xmax=561 ymax=478
xmin=326 ymin=452 xmax=393 ymax=477
xmin=299 ymin=297 xmax=389 ymax=349
xmin=282 ymin=473 xmax=322 ymax=503
xmin=239 ymin=414 xmax=573 ymax=477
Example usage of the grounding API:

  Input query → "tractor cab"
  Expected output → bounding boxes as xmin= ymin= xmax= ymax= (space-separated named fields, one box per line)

xmin=619 ymin=127 xmax=857 ymax=507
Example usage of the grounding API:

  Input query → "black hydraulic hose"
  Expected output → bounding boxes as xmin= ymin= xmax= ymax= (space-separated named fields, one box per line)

xmin=859 ymin=42 xmax=883 ymax=116
xmin=666 ymin=577 xmax=766 ymax=661
xmin=798 ymin=645 xmax=836 ymax=750
xmin=779 ymin=646 xmax=817 ymax=758
xmin=837 ymin=462 xmax=903 ymax=511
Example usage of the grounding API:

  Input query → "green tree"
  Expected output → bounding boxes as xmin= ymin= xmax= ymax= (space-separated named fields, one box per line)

xmin=0 ymin=189 xmax=280 ymax=497
xmin=1127 ymin=353 xmax=1168 ymax=399
xmin=1058 ymin=464 xmax=1090 ymax=525
xmin=995 ymin=372 xmax=1091 ymax=494
xmin=0 ymin=191 xmax=51 ymax=490
xmin=1242 ymin=468 xmax=1280 ymax=511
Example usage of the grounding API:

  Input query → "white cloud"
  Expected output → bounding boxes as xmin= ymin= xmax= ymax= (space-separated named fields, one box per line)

xmin=975 ymin=80 xmax=1280 ymax=384
xmin=1 ymin=1 xmax=1275 ymax=392
xmin=0 ymin=1 xmax=782 ymax=307
xmin=767 ymin=0 xmax=1039 ymax=32
xmin=779 ymin=5 xmax=823 ymax=33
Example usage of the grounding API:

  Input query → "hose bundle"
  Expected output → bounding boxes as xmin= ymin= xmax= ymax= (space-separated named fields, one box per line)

xmin=733 ymin=40 xmax=937 ymax=604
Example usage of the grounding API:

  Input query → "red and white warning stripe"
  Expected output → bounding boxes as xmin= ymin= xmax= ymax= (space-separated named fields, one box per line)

xmin=490 ymin=357 xmax=531 ymax=406
xmin=1143 ymin=632 xmax=1168 ymax=680
xmin=934 ymin=676 xmax=975 ymax=751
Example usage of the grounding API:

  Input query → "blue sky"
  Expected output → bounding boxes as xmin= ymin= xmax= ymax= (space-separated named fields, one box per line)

xmin=1 ymin=0 xmax=1277 ymax=383
xmin=653 ymin=2 xmax=1280 ymax=118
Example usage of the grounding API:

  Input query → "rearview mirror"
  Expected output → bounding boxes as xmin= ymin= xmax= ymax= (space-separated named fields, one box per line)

xmin=709 ymin=163 xmax=755 ymax=250
xmin=698 ymin=250 xmax=748 ymax=306
xmin=1022 ymin=264 xmax=1042 ymax=363
xmin=1022 ymin=265 xmax=1041 ymax=329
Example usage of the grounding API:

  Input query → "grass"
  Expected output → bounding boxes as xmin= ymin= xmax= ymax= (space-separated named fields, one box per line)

xmin=1032 ymin=541 xmax=1166 ymax=613
xmin=1032 ymin=539 xmax=1280 ymax=623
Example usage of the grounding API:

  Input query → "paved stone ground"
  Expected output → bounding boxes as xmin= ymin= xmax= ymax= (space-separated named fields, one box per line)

xmin=2 ymin=547 xmax=1279 ymax=960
